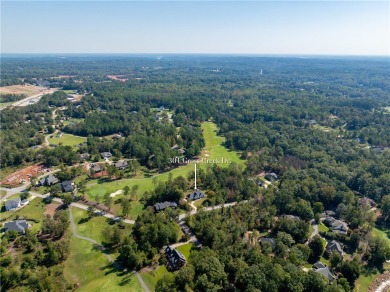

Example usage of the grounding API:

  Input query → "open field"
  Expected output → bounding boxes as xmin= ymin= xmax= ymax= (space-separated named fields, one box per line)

xmin=85 ymin=122 xmax=244 ymax=201
xmin=71 ymin=207 xmax=133 ymax=244
xmin=0 ymin=84 xmax=48 ymax=96
xmin=1 ymin=198 xmax=51 ymax=233
xmin=141 ymin=265 xmax=170 ymax=292
xmin=64 ymin=236 xmax=143 ymax=292
xmin=48 ymin=133 xmax=87 ymax=147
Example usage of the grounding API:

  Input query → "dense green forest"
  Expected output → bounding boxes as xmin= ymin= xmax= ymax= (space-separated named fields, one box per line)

xmin=0 ymin=55 xmax=389 ymax=291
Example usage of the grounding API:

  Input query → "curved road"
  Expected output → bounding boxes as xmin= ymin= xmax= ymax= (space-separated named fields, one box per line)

xmin=69 ymin=207 xmax=149 ymax=292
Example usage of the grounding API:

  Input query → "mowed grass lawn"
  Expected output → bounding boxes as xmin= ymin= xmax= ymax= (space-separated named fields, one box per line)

xmin=48 ymin=133 xmax=86 ymax=147
xmin=1 ymin=198 xmax=55 ymax=233
xmin=71 ymin=207 xmax=133 ymax=244
xmin=140 ymin=243 xmax=194 ymax=291
xmin=0 ymin=190 xmax=7 ymax=198
xmin=85 ymin=122 xmax=244 ymax=201
xmin=176 ymin=243 xmax=193 ymax=259
xmin=64 ymin=235 xmax=143 ymax=292
xmin=141 ymin=265 xmax=171 ymax=292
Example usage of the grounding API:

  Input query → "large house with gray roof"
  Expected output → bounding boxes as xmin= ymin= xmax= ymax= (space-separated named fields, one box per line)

xmin=4 ymin=220 xmax=30 ymax=234
xmin=154 ymin=201 xmax=177 ymax=212
xmin=165 ymin=245 xmax=186 ymax=270
xmin=5 ymin=198 xmax=21 ymax=211
xmin=39 ymin=174 xmax=59 ymax=186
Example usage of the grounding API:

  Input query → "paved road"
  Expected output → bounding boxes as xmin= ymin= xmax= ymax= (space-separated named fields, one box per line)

xmin=69 ymin=207 xmax=149 ymax=292
xmin=0 ymin=184 xmax=30 ymax=202
xmin=309 ymin=219 xmax=319 ymax=239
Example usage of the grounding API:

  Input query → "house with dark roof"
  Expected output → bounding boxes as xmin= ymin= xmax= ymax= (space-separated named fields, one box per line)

xmin=61 ymin=181 xmax=74 ymax=192
xmin=187 ymin=189 xmax=205 ymax=201
xmin=358 ymin=197 xmax=376 ymax=208
xmin=165 ymin=245 xmax=186 ymax=270
xmin=154 ymin=201 xmax=177 ymax=212
xmin=101 ymin=152 xmax=112 ymax=159
xmin=326 ymin=240 xmax=344 ymax=256
xmin=324 ymin=217 xmax=348 ymax=235
xmin=264 ymin=173 xmax=278 ymax=182
xmin=39 ymin=174 xmax=59 ymax=186
xmin=313 ymin=261 xmax=326 ymax=270
xmin=5 ymin=198 xmax=21 ymax=211
xmin=4 ymin=220 xmax=29 ymax=234
xmin=315 ymin=267 xmax=336 ymax=281
xmin=114 ymin=160 xmax=129 ymax=170
xmin=259 ymin=237 xmax=276 ymax=250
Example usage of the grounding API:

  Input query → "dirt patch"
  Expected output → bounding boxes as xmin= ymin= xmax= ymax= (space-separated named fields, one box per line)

xmin=44 ymin=203 xmax=61 ymax=217
xmin=107 ymin=75 xmax=128 ymax=82
xmin=0 ymin=85 xmax=48 ymax=96
xmin=0 ymin=164 xmax=49 ymax=186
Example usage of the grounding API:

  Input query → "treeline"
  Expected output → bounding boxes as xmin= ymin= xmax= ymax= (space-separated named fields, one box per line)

xmin=0 ymin=210 xmax=71 ymax=291
xmin=0 ymin=94 xmax=26 ymax=103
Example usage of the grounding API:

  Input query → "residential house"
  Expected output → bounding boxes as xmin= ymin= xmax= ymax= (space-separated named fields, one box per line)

xmin=324 ymin=217 xmax=348 ymax=235
xmin=79 ymin=153 xmax=91 ymax=161
xmin=313 ymin=261 xmax=326 ymax=270
xmin=282 ymin=214 xmax=300 ymax=221
xmin=114 ymin=160 xmax=129 ymax=170
xmin=371 ymin=146 xmax=384 ymax=154
xmin=358 ymin=197 xmax=376 ymax=208
xmin=154 ymin=201 xmax=177 ymax=212
xmin=90 ymin=163 xmax=103 ymax=173
xmin=315 ymin=267 xmax=336 ymax=281
xmin=112 ymin=133 xmax=123 ymax=140
xmin=325 ymin=240 xmax=344 ymax=256
xmin=259 ymin=237 xmax=276 ymax=250
xmin=61 ymin=180 xmax=74 ymax=192
xmin=101 ymin=152 xmax=112 ymax=159
xmin=187 ymin=189 xmax=205 ymax=201
xmin=264 ymin=173 xmax=278 ymax=182
xmin=309 ymin=119 xmax=317 ymax=125
xmin=39 ymin=174 xmax=59 ymax=186
xmin=4 ymin=220 xmax=30 ymax=234
xmin=165 ymin=245 xmax=186 ymax=270
xmin=5 ymin=198 xmax=21 ymax=211
xmin=56 ymin=132 xmax=63 ymax=138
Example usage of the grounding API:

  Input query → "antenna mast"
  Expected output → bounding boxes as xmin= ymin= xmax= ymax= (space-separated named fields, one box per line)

xmin=194 ymin=164 xmax=197 ymax=190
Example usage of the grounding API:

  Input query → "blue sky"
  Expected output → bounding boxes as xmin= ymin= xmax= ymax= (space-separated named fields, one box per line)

xmin=1 ymin=1 xmax=389 ymax=55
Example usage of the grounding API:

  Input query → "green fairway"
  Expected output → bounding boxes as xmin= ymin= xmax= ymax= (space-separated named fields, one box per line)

xmin=71 ymin=207 xmax=133 ymax=244
xmin=141 ymin=265 xmax=171 ymax=292
xmin=64 ymin=235 xmax=143 ymax=292
xmin=1 ymin=198 xmax=55 ymax=233
xmin=201 ymin=122 xmax=245 ymax=167
xmin=0 ymin=190 xmax=7 ymax=198
xmin=85 ymin=122 xmax=244 ymax=202
xmin=48 ymin=133 xmax=86 ymax=147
